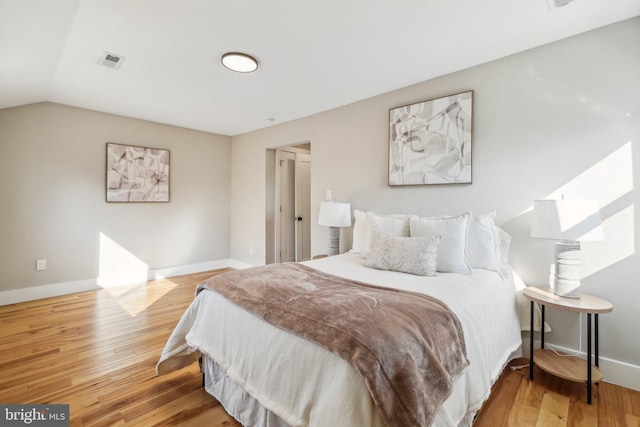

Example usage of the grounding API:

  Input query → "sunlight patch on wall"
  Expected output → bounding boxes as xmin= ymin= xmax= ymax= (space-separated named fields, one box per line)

xmin=547 ymin=142 xmax=635 ymax=278
xmin=97 ymin=232 xmax=176 ymax=317
xmin=545 ymin=142 xmax=633 ymax=205
xmin=523 ymin=142 xmax=635 ymax=280
xmin=98 ymin=233 xmax=148 ymax=288
xmin=519 ymin=142 xmax=633 ymax=215
xmin=582 ymin=205 xmax=635 ymax=278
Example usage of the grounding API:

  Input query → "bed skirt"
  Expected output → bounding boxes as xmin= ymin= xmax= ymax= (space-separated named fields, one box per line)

xmin=201 ymin=354 xmax=492 ymax=427
xmin=203 ymin=356 xmax=292 ymax=427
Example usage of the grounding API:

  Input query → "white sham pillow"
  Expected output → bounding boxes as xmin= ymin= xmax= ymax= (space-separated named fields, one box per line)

xmin=365 ymin=232 xmax=440 ymax=277
xmin=351 ymin=210 xmax=368 ymax=253
xmin=467 ymin=210 xmax=500 ymax=271
xmin=494 ymin=225 xmax=512 ymax=278
xmin=361 ymin=212 xmax=410 ymax=256
xmin=466 ymin=210 xmax=513 ymax=277
xmin=410 ymin=212 xmax=471 ymax=274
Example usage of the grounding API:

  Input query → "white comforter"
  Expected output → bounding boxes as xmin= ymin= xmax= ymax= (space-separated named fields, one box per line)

xmin=158 ymin=253 xmax=522 ymax=426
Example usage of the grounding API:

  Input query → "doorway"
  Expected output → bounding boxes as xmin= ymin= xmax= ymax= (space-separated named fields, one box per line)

xmin=265 ymin=143 xmax=311 ymax=264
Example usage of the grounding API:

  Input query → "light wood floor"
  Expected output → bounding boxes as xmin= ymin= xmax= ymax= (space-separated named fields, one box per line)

xmin=474 ymin=358 xmax=640 ymax=427
xmin=1 ymin=270 xmax=638 ymax=426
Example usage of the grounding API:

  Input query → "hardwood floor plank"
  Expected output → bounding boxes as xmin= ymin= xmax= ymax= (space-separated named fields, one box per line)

xmin=120 ymin=388 xmax=236 ymax=427
xmin=97 ymin=370 xmax=198 ymax=415
xmin=535 ymin=390 xmax=570 ymax=427
xmin=119 ymin=375 xmax=204 ymax=422
xmin=473 ymin=361 xmax=522 ymax=427
xmin=625 ymin=384 xmax=640 ymax=417
xmin=625 ymin=414 xmax=640 ymax=427
xmin=566 ymin=382 xmax=598 ymax=427
xmin=0 ymin=269 xmax=637 ymax=426
xmin=507 ymin=365 xmax=544 ymax=426
xmin=475 ymin=358 xmax=639 ymax=426
xmin=599 ymin=381 xmax=628 ymax=427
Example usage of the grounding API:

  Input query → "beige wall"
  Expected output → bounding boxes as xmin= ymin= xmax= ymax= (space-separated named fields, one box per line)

xmin=0 ymin=102 xmax=231 ymax=293
xmin=231 ymin=18 xmax=640 ymax=386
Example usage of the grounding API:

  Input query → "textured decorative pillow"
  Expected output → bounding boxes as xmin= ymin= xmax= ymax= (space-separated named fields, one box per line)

xmin=365 ymin=232 xmax=440 ymax=276
xmin=361 ymin=212 xmax=410 ymax=256
xmin=410 ymin=212 xmax=471 ymax=274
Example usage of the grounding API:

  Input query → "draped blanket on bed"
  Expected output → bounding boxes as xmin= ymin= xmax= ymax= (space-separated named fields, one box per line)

xmin=194 ymin=263 xmax=469 ymax=427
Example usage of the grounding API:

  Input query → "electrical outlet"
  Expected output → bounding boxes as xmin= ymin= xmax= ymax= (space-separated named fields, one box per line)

xmin=36 ymin=259 xmax=46 ymax=271
xmin=326 ymin=190 xmax=332 ymax=201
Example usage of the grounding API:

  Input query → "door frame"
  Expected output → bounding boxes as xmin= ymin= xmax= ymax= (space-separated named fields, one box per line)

xmin=266 ymin=143 xmax=311 ymax=264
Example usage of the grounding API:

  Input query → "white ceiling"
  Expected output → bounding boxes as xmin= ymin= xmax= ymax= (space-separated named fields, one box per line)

xmin=1 ymin=0 xmax=639 ymax=136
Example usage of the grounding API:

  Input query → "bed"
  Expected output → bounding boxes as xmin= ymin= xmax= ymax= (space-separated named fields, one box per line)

xmin=157 ymin=211 xmax=523 ymax=427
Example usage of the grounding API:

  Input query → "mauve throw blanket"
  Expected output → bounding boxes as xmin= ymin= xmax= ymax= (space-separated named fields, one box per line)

xmin=197 ymin=263 xmax=469 ymax=427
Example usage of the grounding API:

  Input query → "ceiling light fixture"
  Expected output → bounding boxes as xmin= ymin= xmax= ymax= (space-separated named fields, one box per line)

xmin=221 ymin=52 xmax=258 ymax=73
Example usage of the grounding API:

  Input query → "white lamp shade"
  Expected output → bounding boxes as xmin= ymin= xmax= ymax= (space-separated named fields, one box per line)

xmin=318 ymin=201 xmax=352 ymax=227
xmin=531 ymin=199 xmax=604 ymax=241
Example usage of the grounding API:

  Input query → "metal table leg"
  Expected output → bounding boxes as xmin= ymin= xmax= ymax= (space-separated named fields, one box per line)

xmin=595 ymin=314 xmax=599 ymax=367
xmin=530 ymin=300 xmax=534 ymax=380
xmin=587 ymin=313 xmax=592 ymax=404
xmin=541 ymin=304 xmax=545 ymax=349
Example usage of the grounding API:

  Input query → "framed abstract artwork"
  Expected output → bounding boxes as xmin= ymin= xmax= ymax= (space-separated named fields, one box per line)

xmin=106 ymin=143 xmax=170 ymax=202
xmin=388 ymin=91 xmax=473 ymax=186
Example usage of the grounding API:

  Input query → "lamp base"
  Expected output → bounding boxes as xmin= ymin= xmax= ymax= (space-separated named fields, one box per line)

xmin=327 ymin=226 xmax=339 ymax=256
xmin=553 ymin=240 xmax=581 ymax=298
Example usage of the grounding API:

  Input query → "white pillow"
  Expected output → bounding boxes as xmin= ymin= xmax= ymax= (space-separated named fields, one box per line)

xmin=467 ymin=210 xmax=500 ymax=271
xmin=410 ymin=212 xmax=471 ymax=274
xmin=494 ymin=225 xmax=512 ymax=278
xmin=365 ymin=231 xmax=440 ymax=276
xmin=361 ymin=212 xmax=410 ymax=256
xmin=351 ymin=210 xmax=368 ymax=253
xmin=466 ymin=210 xmax=512 ymax=277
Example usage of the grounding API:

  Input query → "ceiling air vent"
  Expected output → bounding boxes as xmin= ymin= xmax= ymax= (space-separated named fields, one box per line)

xmin=547 ymin=0 xmax=575 ymax=10
xmin=98 ymin=51 xmax=125 ymax=69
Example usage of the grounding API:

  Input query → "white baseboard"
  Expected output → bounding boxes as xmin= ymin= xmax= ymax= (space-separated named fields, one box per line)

xmin=535 ymin=341 xmax=640 ymax=392
xmin=1 ymin=259 xmax=243 ymax=306
xmin=229 ymin=259 xmax=256 ymax=270
xmin=149 ymin=259 xmax=233 ymax=279
xmin=0 ymin=278 xmax=101 ymax=306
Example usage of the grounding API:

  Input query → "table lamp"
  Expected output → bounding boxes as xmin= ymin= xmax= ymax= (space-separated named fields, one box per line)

xmin=531 ymin=198 xmax=604 ymax=298
xmin=318 ymin=201 xmax=351 ymax=256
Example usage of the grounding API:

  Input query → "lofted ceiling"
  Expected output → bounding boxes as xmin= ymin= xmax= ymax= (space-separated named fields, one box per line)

xmin=1 ymin=0 xmax=639 ymax=136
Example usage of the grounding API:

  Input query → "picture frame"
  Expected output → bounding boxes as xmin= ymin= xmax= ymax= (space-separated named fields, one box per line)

xmin=388 ymin=90 xmax=473 ymax=186
xmin=106 ymin=142 xmax=170 ymax=202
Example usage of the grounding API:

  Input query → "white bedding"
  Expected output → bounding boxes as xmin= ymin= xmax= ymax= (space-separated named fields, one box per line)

xmin=158 ymin=253 xmax=522 ymax=426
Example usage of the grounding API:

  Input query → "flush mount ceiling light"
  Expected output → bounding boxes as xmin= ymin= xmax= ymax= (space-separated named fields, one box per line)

xmin=221 ymin=52 xmax=258 ymax=73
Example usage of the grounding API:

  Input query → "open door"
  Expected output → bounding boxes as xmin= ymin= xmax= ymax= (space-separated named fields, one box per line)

xmin=295 ymin=153 xmax=311 ymax=261
xmin=278 ymin=151 xmax=296 ymax=263
xmin=272 ymin=147 xmax=311 ymax=263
